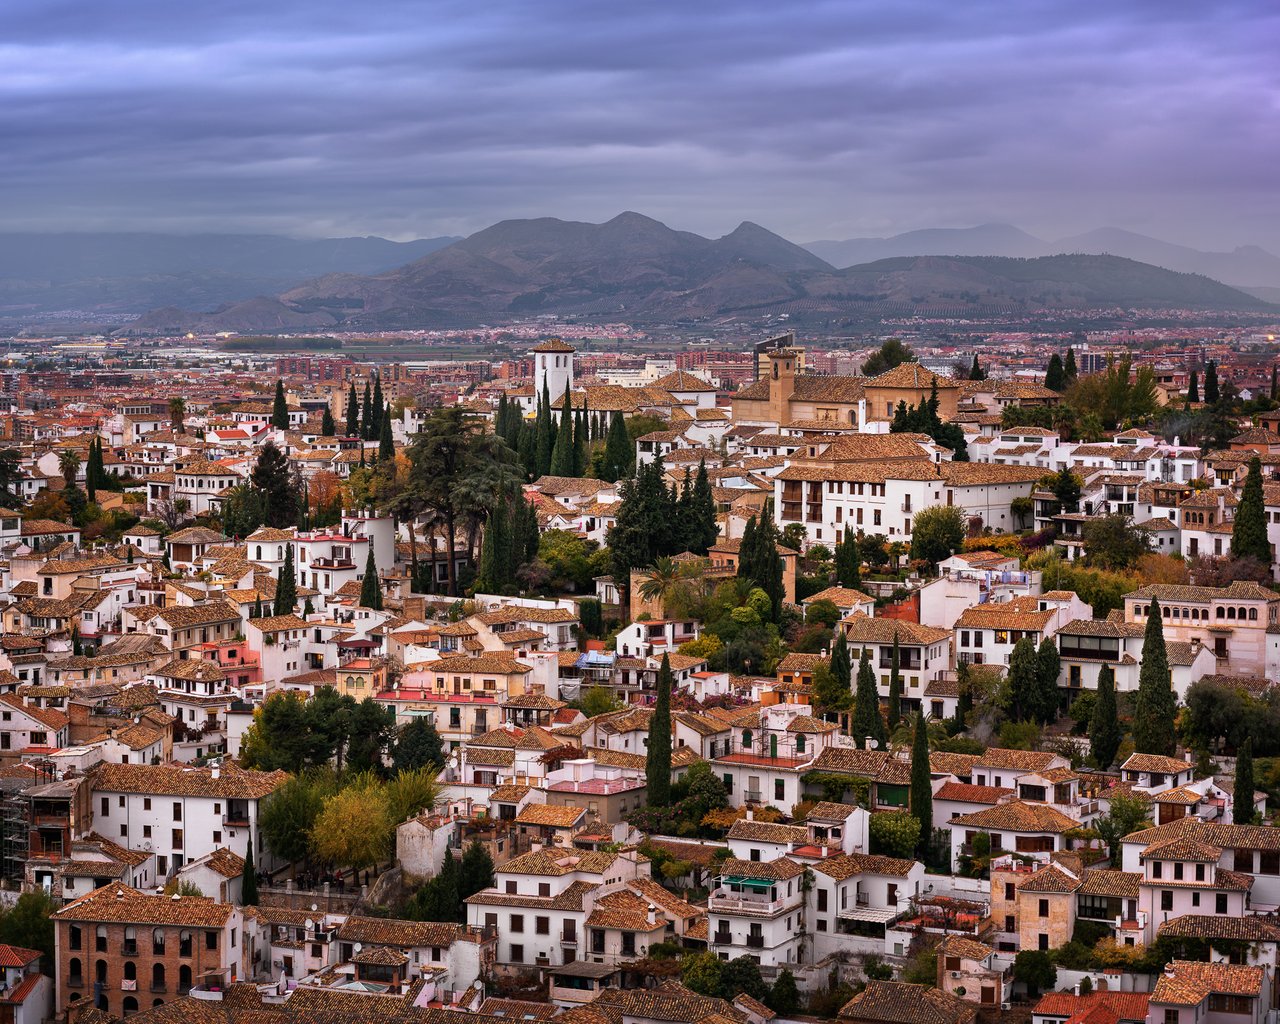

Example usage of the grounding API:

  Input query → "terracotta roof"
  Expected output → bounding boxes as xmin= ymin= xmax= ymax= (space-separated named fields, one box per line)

xmin=1151 ymin=961 xmax=1263 ymax=1007
xmin=934 ymin=781 xmax=1012 ymax=804
xmin=811 ymin=852 xmax=916 ymax=880
xmin=974 ymin=748 xmax=1063 ymax=772
xmin=716 ymin=856 xmax=804 ymax=882
xmin=1120 ymin=752 xmax=1191 ymax=775
xmin=515 ymin=804 xmax=587 ymax=828
xmin=1079 ymin=869 xmax=1141 ymax=900
xmin=586 ymin=889 xmax=668 ymax=933
xmin=336 ymin=915 xmax=470 ymax=948
xmin=1160 ymin=914 xmax=1280 ymax=941
xmin=92 ymin=762 xmax=287 ymax=799
xmin=1141 ymin=836 xmax=1223 ymax=862
xmin=53 ymin=884 xmax=235 ymax=927
xmin=1017 ymin=863 xmax=1080 ymax=894
xmin=837 ymin=981 xmax=977 ymax=1024
xmin=950 ymin=800 xmax=1080 ymax=833
xmin=935 ymin=935 xmax=993 ymax=963
xmin=1032 ymin=991 xmax=1150 ymax=1023
xmin=726 ymin=819 xmax=808 ymax=844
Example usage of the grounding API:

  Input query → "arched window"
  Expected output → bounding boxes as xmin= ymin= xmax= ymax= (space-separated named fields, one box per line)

xmin=153 ymin=1000 xmax=163 ymax=1008
xmin=742 ymin=729 xmax=753 ymax=749
xmin=153 ymin=929 xmax=165 ymax=955
xmin=124 ymin=961 xmax=136 ymax=982
xmin=1249 ymin=608 xmax=1258 ymax=621
xmin=69 ymin=957 xmax=82 ymax=984
xmin=124 ymin=926 xmax=137 ymax=954
xmin=1239 ymin=607 xmax=1248 ymax=620
xmin=95 ymin=959 xmax=108 ymax=984
xmin=795 ymin=733 xmax=806 ymax=753
xmin=1228 ymin=607 xmax=1237 ymax=620
xmin=1217 ymin=607 xmax=1226 ymax=619
xmin=255 ymin=546 xmax=262 ymax=559
xmin=152 ymin=963 xmax=165 ymax=992
xmin=179 ymin=965 xmax=192 ymax=994
xmin=96 ymin=925 xmax=107 ymax=952
xmin=123 ymin=996 xmax=138 ymax=1016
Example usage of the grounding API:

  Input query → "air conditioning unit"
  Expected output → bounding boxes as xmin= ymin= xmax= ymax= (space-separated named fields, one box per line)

xmin=950 ymin=972 xmax=961 ymax=979
xmin=1001 ymin=1003 xmax=1011 ymax=1011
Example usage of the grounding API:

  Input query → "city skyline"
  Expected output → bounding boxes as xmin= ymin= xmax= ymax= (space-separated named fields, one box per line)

xmin=3 ymin=0 xmax=1278 ymax=250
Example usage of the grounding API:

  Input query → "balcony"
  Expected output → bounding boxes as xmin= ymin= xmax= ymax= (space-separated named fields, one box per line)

xmin=310 ymin=557 xmax=354 ymax=569
xmin=746 ymin=935 xmax=765 ymax=949
xmin=189 ymin=986 xmax=224 ymax=1001
xmin=744 ymin=790 xmax=763 ymax=804
xmin=561 ymin=934 xmax=578 ymax=947
xmin=122 ymin=941 xmax=138 ymax=956
xmin=780 ymin=502 xmax=802 ymax=523
xmin=709 ymin=892 xmax=792 ymax=916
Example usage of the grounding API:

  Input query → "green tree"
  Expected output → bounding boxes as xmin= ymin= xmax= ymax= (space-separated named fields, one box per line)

xmin=458 ymin=840 xmax=495 ymax=901
xmin=646 ymin=654 xmax=673 ymax=805
xmin=378 ymin=404 xmax=395 ymax=463
xmin=345 ymin=382 xmax=360 ymax=437
xmin=862 ymin=338 xmax=916 ymax=376
xmin=0 ymin=889 xmax=56 ymax=972
xmin=722 ymin=957 xmax=768 ymax=1001
xmin=1003 ymin=636 xmax=1040 ymax=722
xmin=1187 ymin=370 xmax=1200 ymax=404
xmin=320 ymin=406 xmax=336 ymax=436
xmin=272 ymin=379 xmax=289 ymax=429
xmin=259 ymin=772 xmax=335 ymax=866
xmin=768 ymin=968 xmax=802 ymax=1015
xmin=1133 ymin=597 xmax=1177 ymax=756
xmin=1090 ymin=663 xmax=1121 ymax=769
xmin=1045 ymin=353 xmax=1066 ymax=391
xmin=57 ymin=449 xmax=81 ymax=490
xmin=549 ymin=390 xmax=575 ymax=476
xmin=578 ymin=685 xmax=620 ymax=718
xmin=910 ymin=505 xmax=966 ymax=569
xmin=816 ymin=633 xmax=853 ymax=716
xmin=887 ymin=635 xmax=903 ymax=729
xmin=1204 ymin=360 xmax=1220 ymax=404
xmin=1232 ymin=457 xmax=1270 ymax=563
xmin=250 ymin=440 xmax=298 ymax=528
xmin=1234 ymin=737 xmax=1257 ymax=825
xmin=1095 ymin=793 xmax=1153 ymax=861
xmin=910 ymin=712 xmax=932 ymax=857
xmin=608 ymin=455 xmax=678 ymax=608
xmin=241 ymin=692 xmax=327 ymax=773
xmin=680 ymin=952 xmax=725 ymax=998
xmin=601 ymin=411 xmax=632 ymax=482
xmin=360 ymin=380 xmax=374 ymax=439
xmin=852 ymin=647 xmax=885 ymax=750
xmin=1051 ymin=468 xmax=1081 ymax=513
xmin=392 ymin=717 xmax=444 ymax=772
xmin=968 ymin=354 xmax=985 ymax=381
xmin=1064 ymin=347 xmax=1078 ymax=382
xmin=1013 ymin=950 xmax=1057 ymax=998
xmin=1032 ymin=637 xmax=1062 ymax=725
xmin=311 ymin=778 xmax=393 ymax=870
xmin=834 ymin=532 xmax=861 ymax=587
xmin=274 ymin=543 xmax=297 ymax=616
xmin=359 ymin=546 xmax=383 ymax=610
xmin=1083 ymin=514 xmax=1151 ymax=570
xmin=241 ymin=841 xmax=258 ymax=905
xmin=689 ymin=460 xmax=719 ymax=554
xmin=869 ymin=810 xmax=920 ymax=859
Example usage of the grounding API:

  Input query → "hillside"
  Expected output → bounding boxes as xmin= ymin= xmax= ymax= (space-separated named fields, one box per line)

xmin=128 ymin=216 xmax=1272 ymax=332
xmin=804 ymin=224 xmax=1047 ymax=266
xmin=0 ymin=232 xmax=459 ymax=314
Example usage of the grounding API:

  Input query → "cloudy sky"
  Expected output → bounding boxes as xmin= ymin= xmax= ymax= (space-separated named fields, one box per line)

xmin=4 ymin=0 xmax=1278 ymax=249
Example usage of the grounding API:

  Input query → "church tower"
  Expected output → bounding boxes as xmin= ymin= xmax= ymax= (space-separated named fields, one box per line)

xmin=531 ymin=338 xmax=575 ymax=401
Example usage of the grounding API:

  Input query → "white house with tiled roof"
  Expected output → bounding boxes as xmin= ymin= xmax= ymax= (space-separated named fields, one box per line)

xmin=708 ymin=855 xmax=807 ymax=969
xmin=1124 ymin=581 xmax=1279 ymax=677
xmin=1148 ymin=960 xmax=1268 ymax=1024
xmin=841 ymin=615 xmax=953 ymax=717
xmin=1055 ymin=617 xmax=1218 ymax=702
xmin=946 ymin=800 xmax=1081 ymax=867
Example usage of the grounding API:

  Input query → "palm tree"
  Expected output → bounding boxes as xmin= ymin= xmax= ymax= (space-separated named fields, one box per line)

xmin=889 ymin=710 xmax=948 ymax=751
xmin=169 ymin=397 xmax=186 ymax=434
xmin=637 ymin=556 xmax=703 ymax=617
xmin=57 ymin=450 xmax=82 ymax=490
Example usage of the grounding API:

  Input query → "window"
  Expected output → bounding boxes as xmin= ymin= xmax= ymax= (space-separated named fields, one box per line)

xmin=1161 ymin=891 xmax=1173 ymax=911
xmin=1038 ymin=899 xmax=1049 ymax=918
xmin=536 ymin=917 xmax=549 ymax=935
xmin=509 ymin=944 xmax=524 ymax=964
xmin=510 ymin=914 xmax=524 ymax=933
xmin=1216 ymin=893 xmax=1229 ymax=914
xmin=1005 ymin=883 xmax=1015 ymax=901
xmin=818 ymin=890 xmax=828 ymax=912
xmin=775 ymin=779 xmax=785 ymax=801
xmin=173 ymin=802 xmax=182 ymax=821
xmin=205 ymin=931 xmax=218 ymax=950
xmin=70 ymin=926 xmax=82 ymax=951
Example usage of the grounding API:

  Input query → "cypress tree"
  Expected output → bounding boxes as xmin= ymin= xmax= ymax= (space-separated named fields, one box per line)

xmin=360 ymin=381 xmax=373 ymax=439
xmin=1204 ymin=360 xmax=1220 ymax=404
xmin=825 ymin=632 xmax=853 ymax=717
xmin=550 ymin=390 xmax=575 ymax=476
xmin=887 ymin=635 xmax=902 ymax=729
xmin=910 ymin=712 xmax=933 ymax=858
xmin=253 ymin=594 xmax=263 ymax=619
xmin=241 ymin=840 xmax=259 ymax=906
xmin=573 ymin=403 xmax=588 ymax=477
xmin=359 ymin=546 xmax=383 ymax=610
xmin=272 ymin=379 xmax=289 ymax=429
xmin=969 ymin=354 xmax=984 ymax=381
xmin=275 ymin=544 xmax=297 ymax=616
xmin=852 ymin=647 xmax=884 ymax=750
xmin=690 ymin=460 xmax=718 ymax=555
xmin=1234 ymin=738 xmax=1257 ymax=826
xmin=1044 ymin=353 xmax=1066 ymax=391
xmin=518 ymin=421 xmax=537 ymax=479
xmin=1033 ymin=637 xmax=1062 ymax=725
xmin=345 ymin=382 xmax=360 ymax=436
xmin=602 ymin=411 xmax=631 ymax=482
xmin=536 ymin=381 xmax=554 ymax=477
xmin=1187 ymin=370 xmax=1200 ymax=405
xmin=1272 ymin=366 xmax=1278 ymax=403
xmin=646 ymin=654 xmax=673 ymax=805
xmin=378 ymin=404 xmax=395 ymax=463
xmin=1090 ymin=663 xmax=1121 ymax=769
xmin=835 ymin=533 xmax=861 ymax=588
xmin=1133 ymin=598 xmax=1176 ymax=756
xmin=1064 ymin=347 xmax=1078 ymax=381
xmin=1232 ymin=456 xmax=1269 ymax=562
xmin=371 ymin=373 xmax=384 ymax=437
xmin=477 ymin=500 xmax=511 ymax=593
xmin=321 ymin=406 xmax=335 ymax=436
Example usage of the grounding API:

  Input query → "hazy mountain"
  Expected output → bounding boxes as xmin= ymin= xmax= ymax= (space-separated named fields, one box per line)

xmin=1053 ymin=227 xmax=1280 ymax=288
xmin=805 ymin=223 xmax=1280 ymax=289
xmin=0 ymin=232 xmax=459 ymax=313
xmin=803 ymin=224 xmax=1048 ymax=267
xmin=130 ymin=215 xmax=1271 ymax=332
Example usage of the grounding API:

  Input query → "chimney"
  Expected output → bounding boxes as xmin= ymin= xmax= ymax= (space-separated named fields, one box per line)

xmin=210 ymin=765 xmax=220 ymax=780
xmin=746 ymin=808 xmax=754 ymax=821
xmin=647 ymin=904 xmax=657 ymax=926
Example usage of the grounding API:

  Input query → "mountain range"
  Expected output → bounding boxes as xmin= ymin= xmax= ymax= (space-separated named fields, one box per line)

xmin=126 ymin=213 xmax=1271 ymax=332
xmin=0 ymin=232 xmax=459 ymax=315
xmin=804 ymin=223 xmax=1280 ymax=293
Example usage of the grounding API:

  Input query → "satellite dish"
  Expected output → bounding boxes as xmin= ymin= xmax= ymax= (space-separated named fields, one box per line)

xmin=353 ymin=943 xmax=363 ymax=954
xmin=304 ymin=919 xmax=315 ymax=931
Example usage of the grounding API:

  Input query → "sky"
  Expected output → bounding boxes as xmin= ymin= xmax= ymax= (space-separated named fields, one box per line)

xmin=3 ymin=0 xmax=1278 ymax=249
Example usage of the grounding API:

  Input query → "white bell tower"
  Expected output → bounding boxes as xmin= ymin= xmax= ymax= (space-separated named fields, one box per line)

xmin=532 ymin=338 xmax=575 ymax=401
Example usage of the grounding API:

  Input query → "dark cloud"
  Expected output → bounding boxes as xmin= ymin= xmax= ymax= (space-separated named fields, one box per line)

xmin=1 ymin=0 xmax=1277 ymax=248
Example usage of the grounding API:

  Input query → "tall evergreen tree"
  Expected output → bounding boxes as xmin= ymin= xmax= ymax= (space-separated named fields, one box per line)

xmin=535 ymin=381 xmax=554 ymax=477
xmin=910 ymin=713 xmax=932 ymax=858
xmin=602 ymin=411 xmax=631 ymax=482
xmin=275 ymin=544 xmax=297 ymax=616
xmin=1133 ymin=598 xmax=1176 ymax=756
xmin=345 ymin=382 xmax=360 ymax=436
xmin=1232 ymin=456 xmax=1269 ymax=562
xmin=1272 ymin=366 xmax=1278 ymax=403
xmin=549 ymin=390 xmax=576 ymax=476
xmin=822 ymin=632 xmax=853 ymax=717
xmin=1090 ymin=663 xmax=1121 ymax=770
xmin=1234 ymin=738 xmax=1257 ymax=826
xmin=969 ymin=354 xmax=985 ymax=381
xmin=1187 ymin=370 xmax=1200 ymax=405
xmin=378 ymin=404 xmax=395 ymax=463
xmin=272 ymin=379 xmax=289 ymax=429
xmin=359 ymin=546 xmax=383 ymax=610
xmin=1064 ymin=347 xmax=1078 ymax=382
xmin=573 ymin=402 xmax=588 ymax=477
xmin=689 ymin=460 xmax=719 ymax=554
xmin=458 ymin=841 xmax=495 ymax=902
xmin=477 ymin=499 xmax=512 ymax=593
xmin=1004 ymin=637 xmax=1039 ymax=722
xmin=370 ymin=373 xmax=384 ymax=437
xmin=852 ymin=648 xmax=885 ymax=750
xmin=320 ymin=406 xmax=336 ymax=436
xmin=887 ymin=635 xmax=902 ymax=729
xmin=1044 ymin=353 xmax=1066 ymax=391
xmin=360 ymin=381 xmax=373 ymax=439
xmin=250 ymin=440 xmax=297 ymax=528
xmin=834 ymin=533 xmax=861 ymax=587
xmin=1204 ymin=360 xmax=1220 ymax=404
xmin=241 ymin=841 xmax=258 ymax=906
xmin=1033 ymin=638 xmax=1062 ymax=725
xmin=646 ymin=654 xmax=673 ymax=805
